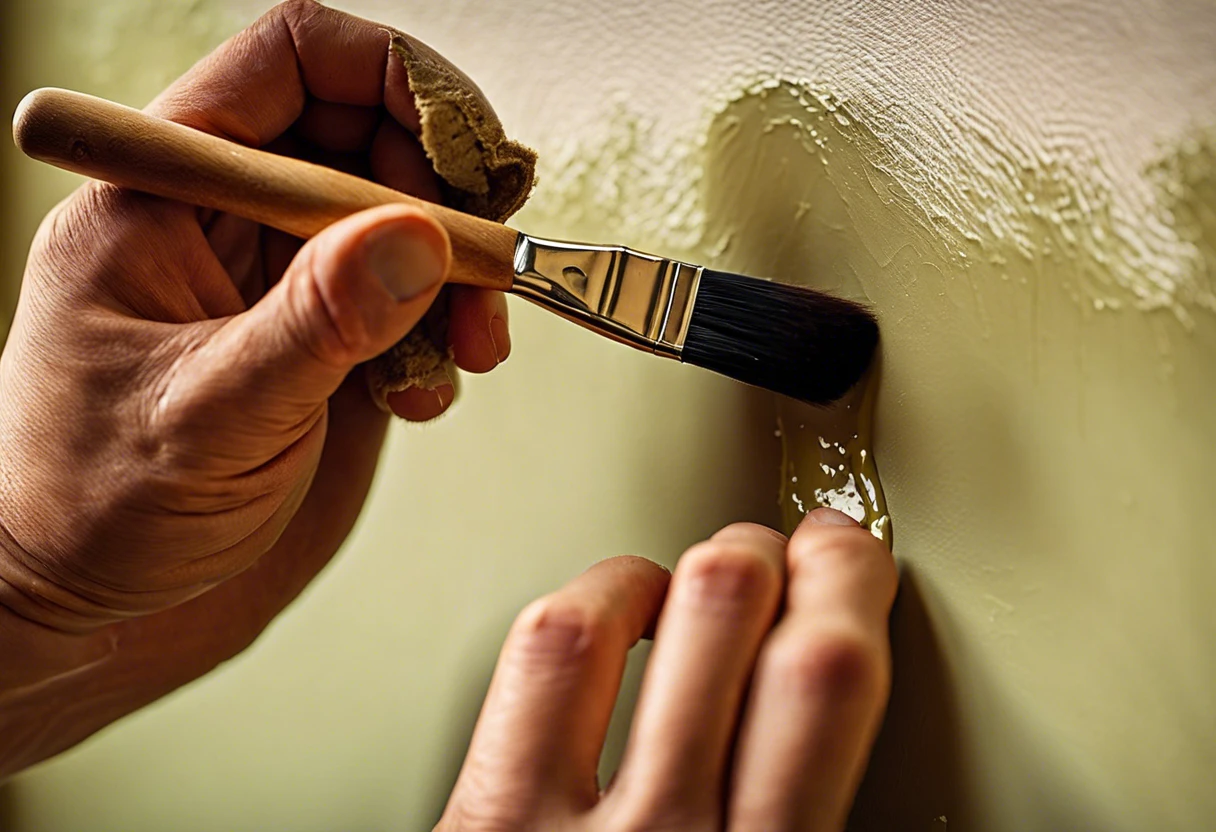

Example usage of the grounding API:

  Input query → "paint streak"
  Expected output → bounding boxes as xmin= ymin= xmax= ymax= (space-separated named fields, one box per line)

xmin=701 ymin=81 xmax=911 ymax=542
xmin=524 ymin=76 xmax=1216 ymax=550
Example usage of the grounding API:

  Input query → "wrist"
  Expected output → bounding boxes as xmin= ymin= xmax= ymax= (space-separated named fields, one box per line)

xmin=0 ymin=528 xmax=236 ymax=779
xmin=0 ymin=474 xmax=121 ymax=635
xmin=0 ymin=507 xmax=247 ymax=779
xmin=0 ymin=605 xmax=119 ymax=776
xmin=0 ymin=518 xmax=119 ymax=779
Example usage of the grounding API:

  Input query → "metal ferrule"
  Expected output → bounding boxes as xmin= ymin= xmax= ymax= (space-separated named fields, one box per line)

xmin=511 ymin=233 xmax=703 ymax=359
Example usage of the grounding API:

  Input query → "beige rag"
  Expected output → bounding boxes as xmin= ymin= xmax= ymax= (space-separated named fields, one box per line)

xmin=365 ymin=33 xmax=537 ymax=409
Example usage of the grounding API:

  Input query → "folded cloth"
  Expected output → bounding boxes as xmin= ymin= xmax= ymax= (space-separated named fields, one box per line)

xmin=365 ymin=32 xmax=537 ymax=410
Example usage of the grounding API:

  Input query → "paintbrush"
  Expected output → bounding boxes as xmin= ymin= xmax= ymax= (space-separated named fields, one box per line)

xmin=12 ymin=88 xmax=878 ymax=404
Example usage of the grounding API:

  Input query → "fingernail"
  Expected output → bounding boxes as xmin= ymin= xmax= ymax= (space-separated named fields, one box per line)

xmin=366 ymin=223 xmax=445 ymax=301
xmin=808 ymin=507 xmax=859 ymax=526
xmin=489 ymin=315 xmax=510 ymax=364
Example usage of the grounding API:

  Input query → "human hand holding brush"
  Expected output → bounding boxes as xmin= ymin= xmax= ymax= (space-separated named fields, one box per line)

xmin=0 ymin=1 xmax=895 ymax=827
xmin=15 ymin=65 xmax=876 ymax=406
xmin=0 ymin=0 xmax=505 ymax=775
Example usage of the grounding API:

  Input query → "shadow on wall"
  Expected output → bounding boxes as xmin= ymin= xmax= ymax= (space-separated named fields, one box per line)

xmin=698 ymin=82 xmax=980 ymax=828
xmin=852 ymin=565 xmax=1109 ymax=831
xmin=697 ymin=79 xmax=1188 ymax=830
xmin=848 ymin=568 xmax=970 ymax=830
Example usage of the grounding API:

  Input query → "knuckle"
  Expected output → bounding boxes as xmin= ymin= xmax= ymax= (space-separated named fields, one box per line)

xmin=436 ymin=802 xmax=524 ymax=832
xmin=764 ymin=629 xmax=889 ymax=704
xmin=275 ymin=0 xmax=322 ymax=23
xmin=507 ymin=595 xmax=611 ymax=666
xmin=790 ymin=528 xmax=897 ymax=588
xmin=712 ymin=521 xmax=785 ymax=543
xmin=675 ymin=540 xmax=779 ymax=609
xmin=33 ymin=185 xmax=121 ymax=287
xmin=789 ymin=529 xmax=861 ymax=568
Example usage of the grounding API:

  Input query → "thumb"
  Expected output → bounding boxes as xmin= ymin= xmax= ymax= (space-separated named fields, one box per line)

xmin=168 ymin=204 xmax=450 ymax=459
xmin=251 ymin=203 xmax=450 ymax=401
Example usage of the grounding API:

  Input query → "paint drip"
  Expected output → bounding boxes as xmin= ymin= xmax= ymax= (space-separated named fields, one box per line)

xmin=777 ymin=366 xmax=891 ymax=543
xmin=700 ymin=80 xmax=898 ymax=542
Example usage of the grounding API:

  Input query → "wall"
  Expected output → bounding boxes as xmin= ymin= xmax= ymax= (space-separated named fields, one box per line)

xmin=2 ymin=0 xmax=1214 ymax=830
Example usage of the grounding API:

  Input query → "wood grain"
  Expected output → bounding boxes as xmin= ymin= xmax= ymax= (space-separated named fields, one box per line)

xmin=12 ymin=88 xmax=518 ymax=291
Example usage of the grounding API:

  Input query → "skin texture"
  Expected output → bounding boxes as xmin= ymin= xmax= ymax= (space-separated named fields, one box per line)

xmin=0 ymin=3 xmax=899 ymax=825
xmin=0 ymin=0 xmax=510 ymax=776
xmin=438 ymin=509 xmax=897 ymax=832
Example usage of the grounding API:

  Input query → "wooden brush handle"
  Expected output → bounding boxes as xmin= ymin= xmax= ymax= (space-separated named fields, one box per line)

xmin=12 ymin=88 xmax=517 ymax=291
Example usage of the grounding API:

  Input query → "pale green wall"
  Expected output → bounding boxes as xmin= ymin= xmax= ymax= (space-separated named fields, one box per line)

xmin=1 ymin=0 xmax=248 ymax=346
xmin=3 ymin=1 xmax=1215 ymax=830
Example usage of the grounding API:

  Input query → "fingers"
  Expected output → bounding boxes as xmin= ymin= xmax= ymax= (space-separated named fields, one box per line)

xmin=728 ymin=508 xmax=898 ymax=832
xmin=295 ymin=99 xmax=380 ymax=153
xmin=610 ymin=523 xmax=788 ymax=822
xmin=442 ymin=516 xmax=895 ymax=830
xmin=369 ymin=116 xmax=511 ymax=385
xmin=448 ymin=557 xmax=670 ymax=821
xmin=144 ymin=0 xmax=512 ymax=421
xmin=147 ymin=0 xmax=417 ymax=148
xmin=370 ymin=116 xmax=443 ymax=203
xmin=449 ymin=285 xmax=512 ymax=373
xmin=384 ymin=377 xmax=457 ymax=422
xmin=158 ymin=204 xmax=449 ymax=470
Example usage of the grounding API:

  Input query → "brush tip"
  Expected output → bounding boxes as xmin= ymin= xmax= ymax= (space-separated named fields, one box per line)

xmin=681 ymin=270 xmax=879 ymax=404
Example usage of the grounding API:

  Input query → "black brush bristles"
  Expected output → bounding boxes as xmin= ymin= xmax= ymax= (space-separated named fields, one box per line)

xmin=681 ymin=270 xmax=879 ymax=405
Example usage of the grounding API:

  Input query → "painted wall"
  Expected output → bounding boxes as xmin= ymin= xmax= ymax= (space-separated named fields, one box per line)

xmin=2 ymin=0 xmax=1214 ymax=830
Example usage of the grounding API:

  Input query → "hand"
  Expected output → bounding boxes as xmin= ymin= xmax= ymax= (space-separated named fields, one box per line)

xmin=440 ymin=508 xmax=898 ymax=832
xmin=0 ymin=0 xmax=509 ymax=775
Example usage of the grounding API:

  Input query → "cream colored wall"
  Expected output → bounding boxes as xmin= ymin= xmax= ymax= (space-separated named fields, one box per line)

xmin=2 ymin=1 xmax=1214 ymax=830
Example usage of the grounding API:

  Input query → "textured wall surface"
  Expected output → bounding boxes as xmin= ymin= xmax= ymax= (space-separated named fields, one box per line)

xmin=2 ymin=0 xmax=1214 ymax=829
